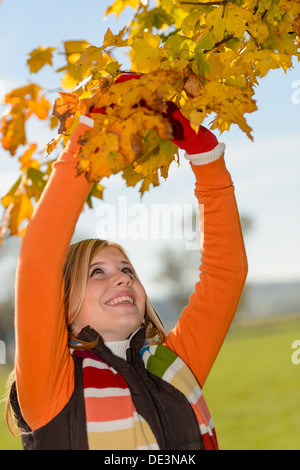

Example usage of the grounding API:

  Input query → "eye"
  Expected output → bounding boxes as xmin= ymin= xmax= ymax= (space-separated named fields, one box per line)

xmin=122 ymin=266 xmax=135 ymax=277
xmin=90 ymin=267 xmax=104 ymax=277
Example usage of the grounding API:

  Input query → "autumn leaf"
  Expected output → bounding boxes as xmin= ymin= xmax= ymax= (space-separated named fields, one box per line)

xmin=58 ymin=40 xmax=90 ymax=90
xmin=103 ymin=26 xmax=128 ymax=48
xmin=132 ymin=137 xmax=175 ymax=181
xmin=75 ymin=46 xmax=108 ymax=76
xmin=130 ymin=32 xmax=162 ymax=73
xmin=27 ymin=46 xmax=56 ymax=73
xmin=19 ymin=144 xmax=39 ymax=171
xmin=0 ymin=112 xmax=26 ymax=155
xmin=0 ymin=157 xmax=52 ymax=241
xmin=46 ymin=134 xmax=63 ymax=155
xmin=52 ymin=92 xmax=79 ymax=133
xmin=293 ymin=16 xmax=300 ymax=36
xmin=279 ymin=0 xmax=300 ymax=19
xmin=105 ymin=0 xmax=140 ymax=17
xmin=86 ymin=183 xmax=105 ymax=209
xmin=28 ymin=95 xmax=52 ymax=120
xmin=0 ymin=83 xmax=51 ymax=155
xmin=1 ymin=176 xmax=34 ymax=239
xmin=76 ymin=114 xmax=121 ymax=181
xmin=1 ymin=193 xmax=34 ymax=237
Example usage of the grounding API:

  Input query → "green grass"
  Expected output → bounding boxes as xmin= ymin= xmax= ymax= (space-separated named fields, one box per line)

xmin=0 ymin=367 xmax=22 ymax=450
xmin=203 ymin=314 xmax=300 ymax=450
xmin=0 ymin=314 xmax=299 ymax=450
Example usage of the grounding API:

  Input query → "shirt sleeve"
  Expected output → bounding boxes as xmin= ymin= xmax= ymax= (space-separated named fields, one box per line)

xmin=165 ymin=154 xmax=248 ymax=388
xmin=14 ymin=122 xmax=93 ymax=430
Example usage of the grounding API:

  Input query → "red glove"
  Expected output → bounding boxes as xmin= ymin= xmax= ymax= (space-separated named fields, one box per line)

xmin=165 ymin=101 xmax=218 ymax=155
xmin=115 ymin=73 xmax=141 ymax=83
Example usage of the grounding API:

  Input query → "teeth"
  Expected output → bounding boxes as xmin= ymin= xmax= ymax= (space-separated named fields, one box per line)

xmin=107 ymin=296 xmax=134 ymax=306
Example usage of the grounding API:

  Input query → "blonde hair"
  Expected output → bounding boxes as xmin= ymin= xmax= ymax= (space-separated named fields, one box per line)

xmin=63 ymin=238 xmax=166 ymax=347
xmin=6 ymin=239 xmax=166 ymax=436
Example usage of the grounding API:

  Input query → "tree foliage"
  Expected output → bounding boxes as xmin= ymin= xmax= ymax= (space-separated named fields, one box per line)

xmin=1 ymin=0 xmax=299 ymax=241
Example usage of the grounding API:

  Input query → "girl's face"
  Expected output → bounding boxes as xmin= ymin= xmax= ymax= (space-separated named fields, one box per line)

xmin=72 ymin=246 xmax=146 ymax=341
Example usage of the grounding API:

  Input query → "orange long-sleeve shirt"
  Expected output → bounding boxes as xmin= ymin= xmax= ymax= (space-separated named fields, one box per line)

xmin=14 ymin=123 xmax=247 ymax=432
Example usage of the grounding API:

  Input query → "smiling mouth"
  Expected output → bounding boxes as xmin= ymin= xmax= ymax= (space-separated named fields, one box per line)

xmin=106 ymin=295 xmax=135 ymax=306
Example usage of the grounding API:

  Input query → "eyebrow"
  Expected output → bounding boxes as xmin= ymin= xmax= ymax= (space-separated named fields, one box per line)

xmin=89 ymin=260 xmax=132 ymax=269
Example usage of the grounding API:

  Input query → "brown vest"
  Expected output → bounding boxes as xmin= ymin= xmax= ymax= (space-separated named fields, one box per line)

xmin=10 ymin=326 xmax=204 ymax=450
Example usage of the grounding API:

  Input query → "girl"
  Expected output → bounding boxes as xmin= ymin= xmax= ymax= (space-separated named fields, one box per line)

xmin=7 ymin=77 xmax=247 ymax=450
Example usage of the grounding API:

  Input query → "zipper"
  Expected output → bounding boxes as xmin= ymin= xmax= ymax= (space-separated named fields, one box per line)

xmin=127 ymin=347 xmax=176 ymax=450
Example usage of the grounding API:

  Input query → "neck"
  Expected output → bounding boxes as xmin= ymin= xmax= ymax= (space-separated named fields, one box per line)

xmin=104 ymin=339 xmax=128 ymax=360
xmin=103 ymin=327 xmax=143 ymax=360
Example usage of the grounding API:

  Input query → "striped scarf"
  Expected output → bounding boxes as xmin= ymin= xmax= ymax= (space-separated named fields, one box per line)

xmin=71 ymin=344 xmax=218 ymax=450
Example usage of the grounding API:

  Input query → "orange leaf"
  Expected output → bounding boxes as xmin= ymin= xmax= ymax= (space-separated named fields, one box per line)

xmin=52 ymin=92 xmax=79 ymax=133
xmin=28 ymin=95 xmax=52 ymax=120
xmin=27 ymin=46 xmax=56 ymax=73
xmin=18 ymin=144 xmax=39 ymax=171
xmin=2 ymin=193 xmax=34 ymax=237
xmin=0 ymin=112 xmax=26 ymax=156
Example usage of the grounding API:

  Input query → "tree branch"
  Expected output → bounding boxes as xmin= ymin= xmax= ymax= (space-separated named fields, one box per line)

xmin=180 ymin=1 xmax=228 ymax=5
xmin=203 ymin=33 xmax=235 ymax=53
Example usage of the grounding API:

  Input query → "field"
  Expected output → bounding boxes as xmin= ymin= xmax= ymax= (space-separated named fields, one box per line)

xmin=0 ymin=314 xmax=299 ymax=450
xmin=204 ymin=314 xmax=300 ymax=450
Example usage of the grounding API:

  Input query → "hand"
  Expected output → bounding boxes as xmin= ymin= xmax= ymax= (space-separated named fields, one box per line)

xmin=164 ymin=101 xmax=218 ymax=155
xmin=87 ymin=73 xmax=218 ymax=156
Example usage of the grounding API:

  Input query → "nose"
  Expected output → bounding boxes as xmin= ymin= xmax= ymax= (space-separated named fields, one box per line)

xmin=113 ymin=271 xmax=133 ymax=287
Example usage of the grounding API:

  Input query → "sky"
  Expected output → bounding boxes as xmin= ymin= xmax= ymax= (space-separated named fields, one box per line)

xmin=0 ymin=0 xmax=300 ymax=301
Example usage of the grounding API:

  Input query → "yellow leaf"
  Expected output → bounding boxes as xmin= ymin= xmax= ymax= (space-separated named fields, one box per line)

xmin=46 ymin=134 xmax=63 ymax=155
xmin=76 ymin=115 xmax=122 ymax=181
xmin=293 ymin=15 xmax=300 ymax=35
xmin=2 ymin=193 xmax=34 ymax=237
xmin=52 ymin=92 xmax=79 ymax=133
xmin=19 ymin=143 xmax=39 ymax=171
xmin=105 ymin=0 xmax=140 ymax=17
xmin=205 ymin=3 xmax=254 ymax=43
xmin=60 ymin=67 xmax=83 ymax=90
xmin=139 ymin=111 xmax=173 ymax=141
xmin=4 ymin=83 xmax=41 ymax=105
xmin=75 ymin=46 xmax=108 ymax=75
xmin=0 ymin=112 xmax=26 ymax=156
xmin=103 ymin=27 xmax=128 ymax=48
xmin=64 ymin=40 xmax=90 ymax=65
xmin=27 ymin=46 xmax=56 ymax=73
xmin=140 ymin=173 xmax=160 ymax=195
xmin=130 ymin=32 xmax=161 ymax=73
xmin=108 ymin=115 xmax=143 ymax=163
xmin=28 ymin=95 xmax=52 ymax=120
xmin=0 ymin=83 xmax=51 ymax=155
xmin=58 ymin=41 xmax=90 ymax=90
xmin=279 ymin=0 xmax=300 ymax=19
xmin=122 ymin=163 xmax=143 ymax=188
xmin=132 ymin=136 xmax=175 ymax=180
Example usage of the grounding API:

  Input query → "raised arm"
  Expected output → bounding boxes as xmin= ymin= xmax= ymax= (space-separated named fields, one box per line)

xmin=15 ymin=117 xmax=94 ymax=430
xmin=164 ymin=104 xmax=248 ymax=387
